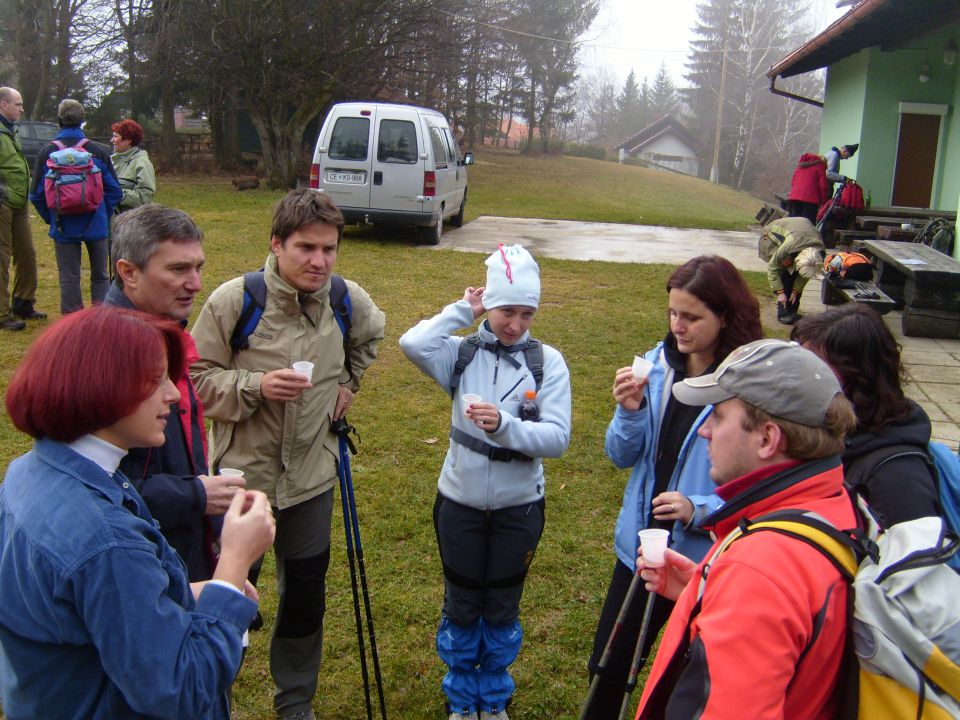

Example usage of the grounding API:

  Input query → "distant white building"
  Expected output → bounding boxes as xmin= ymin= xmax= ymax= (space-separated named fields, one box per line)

xmin=614 ymin=115 xmax=700 ymax=177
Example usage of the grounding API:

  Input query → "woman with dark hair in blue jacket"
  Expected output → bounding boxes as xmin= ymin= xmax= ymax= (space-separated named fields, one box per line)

xmin=583 ymin=255 xmax=762 ymax=719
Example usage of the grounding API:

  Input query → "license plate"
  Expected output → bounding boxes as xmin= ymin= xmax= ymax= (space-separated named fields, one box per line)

xmin=326 ymin=170 xmax=365 ymax=184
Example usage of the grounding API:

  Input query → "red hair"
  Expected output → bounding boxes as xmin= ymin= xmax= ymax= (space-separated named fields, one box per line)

xmin=667 ymin=255 xmax=763 ymax=360
xmin=5 ymin=306 xmax=185 ymax=442
xmin=111 ymin=118 xmax=144 ymax=146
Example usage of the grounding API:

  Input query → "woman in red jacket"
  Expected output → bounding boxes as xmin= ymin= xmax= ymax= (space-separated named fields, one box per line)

xmin=786 ymin=153 xmax=830 ymax=224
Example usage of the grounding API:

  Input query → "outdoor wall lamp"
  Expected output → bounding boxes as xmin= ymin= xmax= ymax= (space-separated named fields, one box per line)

xmin=919 ymin=63 xmax=931 ymax=83
xmin=945 ymin=39 xmax=958 ymax=66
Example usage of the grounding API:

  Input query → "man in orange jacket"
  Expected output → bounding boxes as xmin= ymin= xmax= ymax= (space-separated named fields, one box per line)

xmin=634 ymin=339 xmax=857 ymax=720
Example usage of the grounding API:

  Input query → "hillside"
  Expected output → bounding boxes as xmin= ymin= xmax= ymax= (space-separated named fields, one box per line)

xmin=468 ymin=148 xmax=761 ymax=230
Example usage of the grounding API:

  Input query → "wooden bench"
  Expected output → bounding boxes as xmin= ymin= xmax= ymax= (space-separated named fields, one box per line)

xmin=832 ymin=229 xmax=875 ymax=249
xmin=756 ymin=202 xmax=787 ymax=226
xmin=859 ymin=239 xmax=960 ymax=338
xmin=876 ymin=225 xmax=919 ymax=241
xmin=820 ymin=276 xmax=896 ymax=314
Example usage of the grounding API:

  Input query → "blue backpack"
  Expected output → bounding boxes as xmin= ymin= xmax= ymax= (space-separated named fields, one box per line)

xmin=229 ymin=270 xmax=353 ymax=380
xmin=845 ymin=440 xmax=960 ymax=572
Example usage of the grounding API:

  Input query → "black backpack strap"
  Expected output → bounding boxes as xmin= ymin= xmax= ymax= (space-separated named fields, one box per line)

xmin=522 ymin=338 xmax=544 ymax=392
xmin=328 ymin=274 xmax=354 ymax=382
xmin=450 ymin=334 xmax=482 ymax=397
xmin=230 ymin=270 xmax=267 ymax=352
xmin=449 ymin=427 xmax=533 ymax=462
xmin=843 ymin=444 xmax=934 ymax=498
xmin=449 ymin=333 xmax=544 ymax=397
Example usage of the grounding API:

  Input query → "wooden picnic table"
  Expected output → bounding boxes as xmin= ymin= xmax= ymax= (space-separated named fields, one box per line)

xmin=859 ymin=239 xmax=960 ymax=337
xmin=862 ymin=206 xmax=957 ymax=222
xmin=856 ymin=215 xmax=929 ymax=231
xmin=876 ymin=225 xmax=919 ymax=241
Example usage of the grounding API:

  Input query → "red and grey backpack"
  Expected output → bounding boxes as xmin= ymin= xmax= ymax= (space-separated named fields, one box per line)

xmin=43 ymin=139 xmax=104 ymax=217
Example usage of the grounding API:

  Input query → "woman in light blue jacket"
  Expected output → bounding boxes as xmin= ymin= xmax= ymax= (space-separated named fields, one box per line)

xmin=400 ymin=245 xmax=571 ymax=720
xmin=584 ymin=256 xmax=762 ymax=718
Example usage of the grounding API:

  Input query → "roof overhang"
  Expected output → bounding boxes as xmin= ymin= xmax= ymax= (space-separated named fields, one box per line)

xmin=768 ymin=0 xmax=960 ymax=79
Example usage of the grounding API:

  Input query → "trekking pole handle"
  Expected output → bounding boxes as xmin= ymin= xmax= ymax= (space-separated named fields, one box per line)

xmin=332 ymin=417 xmax=359 ymax=455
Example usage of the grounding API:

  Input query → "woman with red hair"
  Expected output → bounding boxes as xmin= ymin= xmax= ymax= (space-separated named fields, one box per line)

xmin=0 ymin=305 xmax=275 ymax=720
xmin=111 ymin=118 xmax=156 ymax=211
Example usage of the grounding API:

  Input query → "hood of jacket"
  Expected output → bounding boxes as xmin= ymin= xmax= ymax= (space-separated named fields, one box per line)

xmin=844 ymin=399 xmax=931 ymax=462
xmin=797 ymin=152 xmax=826 ymax=168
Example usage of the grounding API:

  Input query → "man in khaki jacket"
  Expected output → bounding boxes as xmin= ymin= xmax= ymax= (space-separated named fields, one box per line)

xmin=191 ymin=190 xmax=385 ymax=720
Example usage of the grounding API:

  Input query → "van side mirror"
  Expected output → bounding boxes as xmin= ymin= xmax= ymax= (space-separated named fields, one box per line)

xmin=462 ymin=152 xmax=474 ymax=166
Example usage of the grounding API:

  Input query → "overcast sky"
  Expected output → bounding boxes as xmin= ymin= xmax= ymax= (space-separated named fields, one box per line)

xmin=577 ymin=0 xmax=849 ymax=90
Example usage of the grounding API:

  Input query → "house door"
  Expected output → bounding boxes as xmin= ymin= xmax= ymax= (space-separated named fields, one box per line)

xmin=892 ymin=113 xmax=940 ymax=208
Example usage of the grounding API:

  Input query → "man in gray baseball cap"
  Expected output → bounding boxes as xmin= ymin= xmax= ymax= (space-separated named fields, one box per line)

xmin=633 ymin=339 xmax=859 ymax=719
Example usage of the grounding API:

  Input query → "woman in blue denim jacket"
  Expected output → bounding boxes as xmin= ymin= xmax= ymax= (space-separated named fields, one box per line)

xmin=0 ymin=306 xmax=275 ymax=720
xmin=583 ymin=256 xmax=762 ymax=718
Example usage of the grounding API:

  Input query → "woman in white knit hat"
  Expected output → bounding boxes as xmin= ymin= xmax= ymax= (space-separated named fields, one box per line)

xmin=400 ymin=244 xmax=572 ymax=720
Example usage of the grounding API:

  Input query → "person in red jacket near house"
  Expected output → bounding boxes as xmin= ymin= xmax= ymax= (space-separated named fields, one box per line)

xmin=633 ymin=339 xmax=858 ymax=720
xmin=786 ymin=153 xmax=830 ymax=224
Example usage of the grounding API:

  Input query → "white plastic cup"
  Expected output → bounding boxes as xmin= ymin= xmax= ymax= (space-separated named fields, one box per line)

xmin=461 ymin=393 xmax=482 ymax=415
xmin=292 ymin=361 xmax=315 ymax=381
xmin=219 ymin=467 xmax=244 ymax=488
xmin=638 ymin=528 xmax=670 ymax=567
xmin=901 ymin=223 xmax=912 ymax=230
xmin=632 ymin=355 xmax=653 ymax=381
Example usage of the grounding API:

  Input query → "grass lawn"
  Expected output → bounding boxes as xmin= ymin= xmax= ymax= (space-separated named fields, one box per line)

xmin=0 ymin=150 xmax=778 ymax=719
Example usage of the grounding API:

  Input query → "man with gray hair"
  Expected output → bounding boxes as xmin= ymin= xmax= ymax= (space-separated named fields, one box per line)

xmin=29 ymin=98 xmax=121 ymax=314
xmin=103 ymin=203 xmax=242 ymax=582
xmin=0 ymin=86 xmax=44 ymax=330
xmin=633 ymin=339 xmax=858 ymax=720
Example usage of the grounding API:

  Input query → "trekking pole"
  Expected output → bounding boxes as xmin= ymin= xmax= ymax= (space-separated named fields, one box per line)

xmin=335 ymin=418 xmax=388 ymax=720
xmin=617 ymin=592 xmax=657 ymax=720
xmin=336 ymin=421 xmax=373 ymax=720
xmin=578 ymin=570 xmax=644 ymax=720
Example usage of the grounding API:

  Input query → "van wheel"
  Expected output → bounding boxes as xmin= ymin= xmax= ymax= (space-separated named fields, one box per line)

xmin=421 ymin=214 xmax=442 ymax=245
xmin=451 ymin=191 xmax=467 ymax=228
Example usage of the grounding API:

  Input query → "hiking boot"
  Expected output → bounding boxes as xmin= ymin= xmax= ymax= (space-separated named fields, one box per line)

xmin=448 ymin=713 xmax=478 ymax=720
xmin=480 ymin=711 xmax=508 ymax=720
xmin=0 ymin=317 xmax=26 ymax=331
xmin=777 ymin=311 xmax=798 ymax=326
xmin=279 ymin=710 xmax=315 ymax=720
xmin=11 ymin=298 xmax=47 ymax=320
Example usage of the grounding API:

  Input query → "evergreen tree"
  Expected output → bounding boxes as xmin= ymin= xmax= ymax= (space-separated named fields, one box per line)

xmin=649 ymin=62 xmax=679 ymax=119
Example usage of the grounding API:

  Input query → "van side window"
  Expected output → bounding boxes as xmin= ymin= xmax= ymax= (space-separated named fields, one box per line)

xmin=377 ymin=120 xmax=417 ymax=164
xmin=330 ymin=118 xmax=369 ymax=161
xmin=429 ymin=127 xmax=448 ymax=169
xmin=444 ymin=129 xmax=460 ymax=164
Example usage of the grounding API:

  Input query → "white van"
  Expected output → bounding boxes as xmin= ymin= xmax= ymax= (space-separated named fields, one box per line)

xmin=310 ymin=102 xmax=474 ymax=244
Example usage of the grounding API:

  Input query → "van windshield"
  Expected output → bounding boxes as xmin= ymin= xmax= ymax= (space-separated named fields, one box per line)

xmin=377 ymin=120 xmax=417 ymax=164
xmin=329 ymin=117 xmax=369 ymax=161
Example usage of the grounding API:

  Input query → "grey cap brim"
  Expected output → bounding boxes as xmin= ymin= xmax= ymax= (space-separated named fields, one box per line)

xmin=671 ymin=374 xmax=735 ymax=407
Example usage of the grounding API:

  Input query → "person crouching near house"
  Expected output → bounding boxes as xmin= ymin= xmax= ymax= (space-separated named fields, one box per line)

xmin=399 ymin=244 xmax=572 ymax=720
xmin=764 ymin=216 xmax=825 ymax=325
xmin=633 ymin=338 xmax=857 ymax=720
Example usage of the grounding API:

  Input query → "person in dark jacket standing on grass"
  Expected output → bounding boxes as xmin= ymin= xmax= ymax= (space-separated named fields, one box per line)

xmin=29 ymin=98 xmax=121 ymax=314
xmin=104 ymin=203 xmax=243 ymax=581
xmin=0 ymin=86 xmax=45 ymax=330
xmin=786 ymin=152 xmax=830 ymax=224
xmin=792 ymin=303 xmax=941 ymax=527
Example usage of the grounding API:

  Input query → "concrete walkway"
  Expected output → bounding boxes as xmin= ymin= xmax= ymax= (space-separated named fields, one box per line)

xmin=440 ymin=216 xmax=960 ymax=448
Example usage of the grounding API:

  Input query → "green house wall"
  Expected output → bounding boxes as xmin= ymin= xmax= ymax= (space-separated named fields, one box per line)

xmin=821 ymin=22 xmax=960 ymax=248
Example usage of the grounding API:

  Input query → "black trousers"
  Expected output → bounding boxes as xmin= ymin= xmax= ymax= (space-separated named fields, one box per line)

xmin=778 ymin=269 xmax=802 ymax=319
xmin=787 ymin=200 xmax=819 ymax=224
xmin=584 ymin=560 xmax=675 ymax=719
xmin=433 ymin=492 xmax=545 ymax=625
